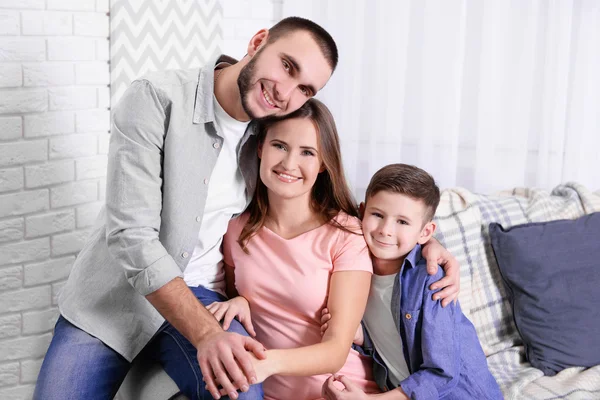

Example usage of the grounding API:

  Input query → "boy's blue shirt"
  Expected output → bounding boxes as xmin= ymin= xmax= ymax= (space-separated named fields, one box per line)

xmin=359 ymin=244 xmax=503 ymax=400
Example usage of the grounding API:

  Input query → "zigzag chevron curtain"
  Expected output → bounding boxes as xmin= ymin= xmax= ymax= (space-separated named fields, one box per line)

xmin=109 ymin=0 xmax=222 ymax=105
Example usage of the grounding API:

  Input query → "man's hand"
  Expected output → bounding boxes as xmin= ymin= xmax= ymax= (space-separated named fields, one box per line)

xmin=421 ymin=238 xmax=460 ymax=307
xmin=217 ymin=350 xmax=274 ymax=397
xmin=196 ymin=330 xmax=266 ymax=399
xmin=322 ymin=375 xmax=370 ymax=400
xmin=206 ymin=296 xmax=256 ymax=336
xmin=320 ymin=308 xmax=364 ymax=346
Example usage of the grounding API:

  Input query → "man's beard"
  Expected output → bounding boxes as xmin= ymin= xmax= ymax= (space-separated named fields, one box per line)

xmin=237 ymin=48 xmax=273 ymax=121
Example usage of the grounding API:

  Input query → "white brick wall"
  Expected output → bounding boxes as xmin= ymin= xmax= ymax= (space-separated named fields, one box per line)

xmin=0 ymin=1 xmax=279 ymax=395
xmin=0 ymin=1 xmax=108 ymax=396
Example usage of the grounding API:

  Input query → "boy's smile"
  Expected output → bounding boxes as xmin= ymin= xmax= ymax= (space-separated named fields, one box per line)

xmin=362 ymin=190 xmax=436 ymax=274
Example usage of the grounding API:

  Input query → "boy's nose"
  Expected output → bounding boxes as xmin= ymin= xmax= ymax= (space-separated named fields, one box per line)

xmin=379 ymin=221 xmax=394 ymax=236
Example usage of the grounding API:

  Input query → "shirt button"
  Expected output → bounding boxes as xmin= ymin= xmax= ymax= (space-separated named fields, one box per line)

xmin=405 ymin=313 xmax=412 ymax=320
xmin=213 ymin=142 xmax=220 ymax=149
xmin=196 ymin=216 xmax=201 ymax=222
xmin=203 ymin=178 xmax=209 ymax=184
xmin=182 ymin=252 xmax=189 ymax=258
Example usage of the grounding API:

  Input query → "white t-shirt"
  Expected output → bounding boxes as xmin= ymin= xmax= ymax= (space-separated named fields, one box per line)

xmin=183 ymin=93 xmax=249 ymax=294
xmin=363 ymin=273 xmax=411 ymax=387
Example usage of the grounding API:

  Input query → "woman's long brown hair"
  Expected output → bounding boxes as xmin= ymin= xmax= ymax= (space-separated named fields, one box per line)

xmin=238 ymin=98 xmax=359 ymax=253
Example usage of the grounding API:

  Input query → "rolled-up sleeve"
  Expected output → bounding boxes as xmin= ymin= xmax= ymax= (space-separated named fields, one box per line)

xmin=105 ymin=79 xmax=183 ymax=296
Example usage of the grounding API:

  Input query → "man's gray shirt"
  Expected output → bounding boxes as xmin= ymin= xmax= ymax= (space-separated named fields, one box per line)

xmin=59 ymin=55 xmax=259 ymax=361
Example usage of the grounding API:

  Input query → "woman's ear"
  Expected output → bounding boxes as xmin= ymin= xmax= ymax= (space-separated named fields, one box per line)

xmin=247 ymin=29 xmax=269 ymax=57
xmin=417 ymin=221 xmax=437 ymax=245
xmin=257 ymin=142 xmax=263 ymax=159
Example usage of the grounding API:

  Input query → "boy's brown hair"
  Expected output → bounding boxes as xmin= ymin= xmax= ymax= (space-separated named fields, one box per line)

xmin=365 ymin=163 xmax=441 ymax=223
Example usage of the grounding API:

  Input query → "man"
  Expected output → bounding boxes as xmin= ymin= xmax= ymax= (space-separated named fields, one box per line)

xmin=34 ymin=17 xmax=459 ymax=400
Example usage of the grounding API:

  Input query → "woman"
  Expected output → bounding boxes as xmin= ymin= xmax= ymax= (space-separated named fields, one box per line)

xmin=208 ymin=99 xmax=455 ymax=399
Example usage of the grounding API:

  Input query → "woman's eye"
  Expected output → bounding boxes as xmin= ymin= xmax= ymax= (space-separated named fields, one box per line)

xmin=372 ymin=212 xmax=383 ymax=218
xmin=302 ymin=150 xmax=314 ymax=156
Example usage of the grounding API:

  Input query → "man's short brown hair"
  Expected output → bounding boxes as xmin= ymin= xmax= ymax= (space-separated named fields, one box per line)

xmin=267 ymin=16 xmax=338 ymax=72
xmin=365 ymin=163 xmax=440 ymax=223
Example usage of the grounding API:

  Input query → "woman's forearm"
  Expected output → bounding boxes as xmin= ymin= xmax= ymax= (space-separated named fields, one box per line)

xmin=266 ymin=340 xmax=350 ymax=377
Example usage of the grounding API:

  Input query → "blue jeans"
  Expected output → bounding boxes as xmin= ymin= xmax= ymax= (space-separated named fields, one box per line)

xmin=34 ymin=286 xmax=264 ymax=400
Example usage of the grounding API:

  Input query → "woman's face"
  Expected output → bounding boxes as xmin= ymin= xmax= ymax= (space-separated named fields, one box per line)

xmin=258 ymin=117 xmax=324 ymax=202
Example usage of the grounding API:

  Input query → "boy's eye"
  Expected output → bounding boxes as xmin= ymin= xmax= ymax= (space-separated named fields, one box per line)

xmin=398 ymin=220 xmax=408 ymax=225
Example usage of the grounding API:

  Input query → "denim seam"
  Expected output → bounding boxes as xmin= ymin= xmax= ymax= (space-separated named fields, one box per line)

xmin=162 ymin=329 xmax=201 ymax=400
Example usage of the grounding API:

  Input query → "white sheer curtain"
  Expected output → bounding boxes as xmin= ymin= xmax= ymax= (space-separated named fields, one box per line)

xmin=282 ymin=0 xmax=600 ymax=197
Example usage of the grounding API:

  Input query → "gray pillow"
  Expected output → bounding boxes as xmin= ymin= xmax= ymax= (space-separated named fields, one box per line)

xmin=489 ymin=212 xmax=600 ymax=376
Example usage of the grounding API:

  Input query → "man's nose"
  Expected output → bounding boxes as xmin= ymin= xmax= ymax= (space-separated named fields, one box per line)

xmin=274 ymin=78 xmax=295 ymax=102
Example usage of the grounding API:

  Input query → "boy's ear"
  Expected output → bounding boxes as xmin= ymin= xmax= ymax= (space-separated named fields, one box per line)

xmin=247 ymin=29 xmax=269 ymax=56
xmin=417 ymin=221 xmax=436 ymax=245
xmin=358 ymin=202 xmax=366 ymax=220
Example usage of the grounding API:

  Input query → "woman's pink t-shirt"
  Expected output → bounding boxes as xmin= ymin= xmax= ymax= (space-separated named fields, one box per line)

xmin=223 ymin=213 xmax=378 ymax=400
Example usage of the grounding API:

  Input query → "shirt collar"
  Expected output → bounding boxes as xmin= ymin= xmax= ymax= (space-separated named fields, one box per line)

xmin=401 ymin=243 xmax=423 ymax=272
xmin=193 ymin=54 xmax=239 ymax=125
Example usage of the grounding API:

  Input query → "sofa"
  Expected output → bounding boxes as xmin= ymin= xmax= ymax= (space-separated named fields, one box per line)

xmin=432 ymin=182 xmax=600 ymax=400
xmin=116 ymin=182 xmax=600 ymax=400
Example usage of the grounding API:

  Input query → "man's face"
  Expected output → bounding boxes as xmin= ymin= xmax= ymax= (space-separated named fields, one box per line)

xmin=238 ymin=30 xmax=333 ymax=120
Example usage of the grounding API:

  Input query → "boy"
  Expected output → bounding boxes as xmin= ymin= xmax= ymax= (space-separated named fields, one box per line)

xmin=321 ymin=164 xmax=502 ymax=399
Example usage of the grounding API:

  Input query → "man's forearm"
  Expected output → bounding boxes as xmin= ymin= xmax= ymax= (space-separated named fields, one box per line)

xmin=146 ymin=277 xmax=222 ymax=347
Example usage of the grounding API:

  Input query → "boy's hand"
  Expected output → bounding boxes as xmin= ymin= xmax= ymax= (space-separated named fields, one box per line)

xmin=421 ymin=238 xmax=460 ymax=307
xmin=322 ymin=375 xmax=370 ymax=400
xmin=207 ymin=296 xmax=256 ymax=337
xmin=320 ymin=308 xmax=364 ymax=346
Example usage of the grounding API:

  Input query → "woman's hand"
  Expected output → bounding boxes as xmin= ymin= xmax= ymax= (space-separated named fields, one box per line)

xmin=206 ymin=296 xmax=256 ymax=337
xmin=421 ymin=238 xmax=460 ymax=307
xmin=216 ymin=351 xmax=275 ymax=397
xmin=320 ymin=308 xmax=364 ymax=346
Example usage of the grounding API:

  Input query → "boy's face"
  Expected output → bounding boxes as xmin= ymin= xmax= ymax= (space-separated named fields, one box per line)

xmin=362 ymin=191 xmax=436 ymax=264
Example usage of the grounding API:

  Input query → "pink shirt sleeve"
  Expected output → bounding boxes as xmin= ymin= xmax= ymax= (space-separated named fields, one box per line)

xmin=222 ymin=214 xmax=248 ymax=268
xmin=332 ymin=216 xmax=373 ymax=274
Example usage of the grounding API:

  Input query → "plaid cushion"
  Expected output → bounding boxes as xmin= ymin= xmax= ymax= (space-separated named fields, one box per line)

xmin=433 ymin=182 xmax=600 ymax=399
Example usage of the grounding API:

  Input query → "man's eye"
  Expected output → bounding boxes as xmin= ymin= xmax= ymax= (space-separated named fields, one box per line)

xmin=300 ymin=86 xmax=309 ymax=96
xmin=282 ymin=60 xmax=290 ymax=71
